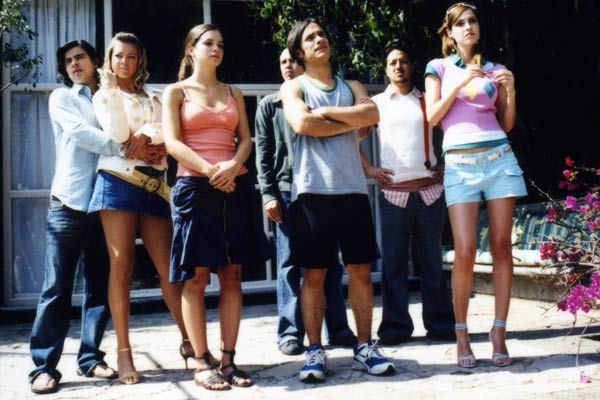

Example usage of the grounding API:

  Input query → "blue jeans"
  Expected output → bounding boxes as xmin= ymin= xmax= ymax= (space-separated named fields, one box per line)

xmin=377 ymin=192 xmax=455 ymax=338
xmin=275 ymin=192 xmax=354 ymax=346
xmin=29 ymin=199 xmax=111 ymax=383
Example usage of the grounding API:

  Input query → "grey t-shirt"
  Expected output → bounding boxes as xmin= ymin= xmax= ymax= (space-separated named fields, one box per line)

xmin=291 ymin=75 xmax=368 ymax=201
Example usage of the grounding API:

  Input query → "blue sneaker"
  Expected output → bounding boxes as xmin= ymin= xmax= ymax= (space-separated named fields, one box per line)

xmin=353 ymin=340 xmax=395 ymax=375
xmin=299 ymin=344 xmax=327 ymax=383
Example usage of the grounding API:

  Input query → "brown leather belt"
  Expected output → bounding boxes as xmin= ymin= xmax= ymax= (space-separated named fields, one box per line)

xmin=104 ymin=169 xmax=171 ymax=203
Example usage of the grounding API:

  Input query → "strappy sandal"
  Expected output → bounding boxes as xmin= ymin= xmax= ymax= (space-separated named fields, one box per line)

xmin=194 ymin=352 xmax=231 ymax=391
xmin=490 ymin=320 xmax=513 ymax=367
xmin=179 ymin=340 xmax=220 ymax=370
xmin=220 ymin=349 xmax=253 ymax=387
xmin=117 ymin=348 xmax=141 ymax=385
xmin=455 ymin=323 xmax=477 ymax=368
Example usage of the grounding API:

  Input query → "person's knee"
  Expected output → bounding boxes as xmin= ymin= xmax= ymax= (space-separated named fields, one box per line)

xmin=347 ymin=265 xmax=372 ymax=286
xmin=303 ymin=269 xmax=326 ymax=288
xmin=219 ymin=266 xmax=242 ymax=292
xmin=185 ymin=272 xmax=210 ymax=294
xmin=110 ymin=254 xmax=134 ymax=282
xmin=453 ymin=244 xmax=476 ymax=266
xmin=489 ymin=236 xmax=513 ymax=261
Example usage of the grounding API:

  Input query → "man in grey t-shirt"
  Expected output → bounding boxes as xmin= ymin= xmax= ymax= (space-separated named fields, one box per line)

xmin=281 ymin=18 xmax=395 ymax=383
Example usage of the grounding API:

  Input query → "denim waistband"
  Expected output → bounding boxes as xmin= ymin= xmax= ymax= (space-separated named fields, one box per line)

xmin=444 ymin=144 xmax=513 ymax=166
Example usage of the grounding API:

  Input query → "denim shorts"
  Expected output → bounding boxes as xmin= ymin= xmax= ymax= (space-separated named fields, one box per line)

xmin=443 ymin=144 xmax=527 ymax=207
xmin=88 ymin=170 xmax=170 ymax=218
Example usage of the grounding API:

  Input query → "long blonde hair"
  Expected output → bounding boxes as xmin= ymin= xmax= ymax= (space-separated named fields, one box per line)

xmin=103 ymin=32 xmax=149 ymax=92
xmin=437 ymin=3 xmax=483 ymax=66
xmin=177 ymin=24 xmax=221 ymax=81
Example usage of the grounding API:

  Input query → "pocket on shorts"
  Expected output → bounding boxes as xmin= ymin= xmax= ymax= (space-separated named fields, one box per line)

xmin=503 ymin=164 xmax=524 ymax=177
xmin=444 ymin=172 xmax=464 ymax=188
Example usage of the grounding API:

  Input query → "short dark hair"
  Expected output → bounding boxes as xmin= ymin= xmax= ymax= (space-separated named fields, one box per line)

xmin=384 ymin=41 xmax=414 ymax=66
xmin=56 ymin=40 xmax=100 ymax=87
xmin=286 ymin=18 xmax=329 ymax=67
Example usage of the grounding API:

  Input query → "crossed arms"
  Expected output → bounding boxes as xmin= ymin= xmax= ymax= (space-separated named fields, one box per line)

xmin=280 ymin=78 xmax=379 ymax=136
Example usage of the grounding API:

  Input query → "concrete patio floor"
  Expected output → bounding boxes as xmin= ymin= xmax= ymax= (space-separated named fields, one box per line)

xmin=1 ymin=293 xmax=599 ymax=399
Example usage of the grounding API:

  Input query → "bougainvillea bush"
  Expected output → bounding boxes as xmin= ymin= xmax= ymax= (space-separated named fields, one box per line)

xmin=538 ymin=157 xmax=600 ymax=315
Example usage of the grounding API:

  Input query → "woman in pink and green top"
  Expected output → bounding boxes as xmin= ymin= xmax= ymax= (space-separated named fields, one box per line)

xmin=425 ymin=2 xmax=527 ymax=368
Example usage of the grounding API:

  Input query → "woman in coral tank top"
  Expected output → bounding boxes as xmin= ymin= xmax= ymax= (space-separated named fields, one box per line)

xmin=163 ymin=24 xmax=268 ymax=391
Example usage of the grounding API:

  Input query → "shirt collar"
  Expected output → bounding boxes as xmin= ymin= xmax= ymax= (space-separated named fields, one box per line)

xmin=449 ymin=53 xmax=488 ymax=69
xmin=71 ymin=82 xmax=93 ymax=98
xmin=384 ymin=84 xmax=422 ymax=99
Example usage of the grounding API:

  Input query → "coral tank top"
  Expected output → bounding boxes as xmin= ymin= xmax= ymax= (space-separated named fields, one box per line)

xmin=177 ymin=85 xmax=248 ymax=177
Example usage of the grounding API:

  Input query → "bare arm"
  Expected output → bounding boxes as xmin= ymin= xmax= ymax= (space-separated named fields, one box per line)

xmin=315 ymin=80 xmax=379 ymax=126
xmin=494 ymin=68 xmax=517 ymax=132
xmin=424 ymin=68 xmax=484 ymax=126
xmin=359 ymin=146 xmax=393 ymax=186
xmin=209 ymin=86 xmax=253 ymax=189
xmin=280 ymin=78 xmax=355 ymax=137
xmin=162 ymin=84 xmax=214 ymax=176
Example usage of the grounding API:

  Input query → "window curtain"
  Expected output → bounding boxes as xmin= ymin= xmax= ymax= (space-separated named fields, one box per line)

xmin=27 ymin=0 xmax=97 ymax=83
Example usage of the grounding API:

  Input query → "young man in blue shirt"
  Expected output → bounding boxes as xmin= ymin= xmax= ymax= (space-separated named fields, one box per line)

xmin=29 ymin=40 xmax=121 ymax=394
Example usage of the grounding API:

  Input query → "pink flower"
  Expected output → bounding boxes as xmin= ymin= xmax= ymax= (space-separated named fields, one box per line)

xmin=562 ymin=169 xmax=575 ymax=181
xmin=579 ymin=204 xmax=591 ymax=214
xmin=584 ymin=192 xmax=596 ymax=204
xmin=545 ymin=206 xmax=562 ymax=222
xmin=558 ymin=180 xmax=579 ymax=191
xmin=587 ymin=219 xmax=599 ymax=231
xmin=557 ymin=299 xmax=568 ymax=311
xmin=593 ymin=201 xmax=600 ymax=210
xmin=596 ymin=169 xmax=600 ymax=176
xmin=539 ymin=242 xmax=559 ymax=260
xmin=564 ymin=196 xmax=578 ymax=210
xmin=565 ymin=156 xmax=575 ymax=167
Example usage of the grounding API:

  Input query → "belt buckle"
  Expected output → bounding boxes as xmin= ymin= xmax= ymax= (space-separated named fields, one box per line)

xmin=143 ymin=177 xmax=161 ymax=193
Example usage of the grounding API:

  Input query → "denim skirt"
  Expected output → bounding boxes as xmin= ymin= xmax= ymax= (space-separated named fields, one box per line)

xmin=88 ymin=170 xmax=170 ymax=218
xmin=169 ymin=173 xmax=270 ymax=282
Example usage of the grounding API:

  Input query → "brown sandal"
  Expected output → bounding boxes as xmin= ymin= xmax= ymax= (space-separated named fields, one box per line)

xmin=220 ymin=349 xmax=253 ymax=387
xmin=194 ymin=352 xmax=231 ymax=391
xmin=30 ymin=372 xmax=58 ymax=394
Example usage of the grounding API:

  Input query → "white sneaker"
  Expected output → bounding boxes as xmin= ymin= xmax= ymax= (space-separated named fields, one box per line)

xmin=353 ymin=340 xmax=395 ymax=375
xmin=299 ymin=344 xmax=327 ymax=383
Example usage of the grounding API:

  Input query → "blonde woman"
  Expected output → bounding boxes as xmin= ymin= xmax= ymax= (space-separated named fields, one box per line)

xmin=90 ymin=32 xmax=195 ymax=384
xmin=424 ymin=3 xmax=527 ymax=368
xmin=163 ymin=24 xmax=269 ymax=390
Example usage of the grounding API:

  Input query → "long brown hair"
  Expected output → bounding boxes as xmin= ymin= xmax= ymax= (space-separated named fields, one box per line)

xmin=437 ymin=3 xmax=483 ymax=66
xmin=177 ymin=24 xmax=221 ymax=81
xmin=103 ymin=32 xmax=149 ymax=92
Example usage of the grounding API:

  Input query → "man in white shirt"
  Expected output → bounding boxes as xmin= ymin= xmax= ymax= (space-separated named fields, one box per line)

xmin=364 ymin=43 xmax=455 ymax=345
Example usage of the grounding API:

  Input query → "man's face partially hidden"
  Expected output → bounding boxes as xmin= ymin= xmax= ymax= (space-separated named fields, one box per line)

xmin=280 ymin=49 xmax=304 ymax=81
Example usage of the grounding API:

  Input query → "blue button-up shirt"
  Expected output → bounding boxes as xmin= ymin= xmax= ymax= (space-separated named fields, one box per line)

xmin=49 ymin=83 xmax=119 ymax=211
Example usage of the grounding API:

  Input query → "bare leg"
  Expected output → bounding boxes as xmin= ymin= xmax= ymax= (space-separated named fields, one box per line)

xmin=447 ymin=202 xmax=480 ymax=360
xmin=301 ymin=269 xmax=327 ymax=345
xmin=100 ymin=210 xmax=139 ymax=384
xmin=217 ymin=264 xmax=251 ymax=386
xmin=138 ymin=215 xmax=189 ymax=344
xmin=346 ymin=264 xmax=373 ymax=345
xmin=486 ymin=197 xmax=517 ymax=358
xmin=182 ymin=268 xmax=229 ymax=390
